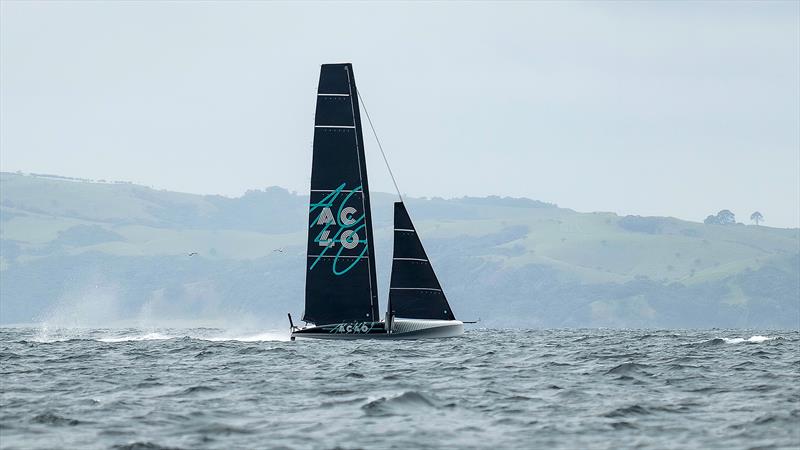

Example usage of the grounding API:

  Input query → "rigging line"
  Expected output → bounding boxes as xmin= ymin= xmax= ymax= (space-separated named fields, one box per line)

xmin=356 ymin=89 xmax=404 ymax=203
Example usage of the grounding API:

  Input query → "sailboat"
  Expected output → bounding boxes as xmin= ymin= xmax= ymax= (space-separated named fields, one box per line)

xmin=289 ymin=63 xmax=464 ymax=340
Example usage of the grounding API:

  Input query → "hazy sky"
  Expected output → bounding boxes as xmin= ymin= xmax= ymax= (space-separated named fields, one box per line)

xmin=2 ymin=1 xmax=798 ymax=227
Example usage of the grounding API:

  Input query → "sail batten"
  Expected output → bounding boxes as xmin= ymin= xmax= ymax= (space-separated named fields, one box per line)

xmin=388 ymin=202 xmax=456 ymax=321
xmin=303 ymin=63 xmax=380 ymax=325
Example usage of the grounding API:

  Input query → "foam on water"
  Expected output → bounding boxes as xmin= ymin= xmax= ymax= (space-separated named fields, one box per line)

xmin=722 ymin=335 xmax=775 ymax=344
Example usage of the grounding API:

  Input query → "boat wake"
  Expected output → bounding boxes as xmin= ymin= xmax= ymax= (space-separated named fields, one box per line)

xmin=202 ymin=332 xmax=290 ymax=342
xmin=98 ymin=332 xmax=174 ymax=343
xmin=29 ymin=328 xmax=290 ymax=343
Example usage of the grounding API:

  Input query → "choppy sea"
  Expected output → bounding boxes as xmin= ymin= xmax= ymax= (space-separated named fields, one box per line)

xmin=1 ymin=328 xmax=798 ymax=449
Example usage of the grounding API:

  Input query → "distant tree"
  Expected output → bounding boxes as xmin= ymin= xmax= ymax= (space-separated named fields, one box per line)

xmin=704 ymin=209 xmax=736 ymax=225
xmin=716 ymin=210 xmax=735 ymax=225
xmin=750 ymin=211 xmax=763 ymax=225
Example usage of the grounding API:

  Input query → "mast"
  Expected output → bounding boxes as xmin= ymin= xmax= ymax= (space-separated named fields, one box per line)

xmin=303 ymin=63 xmax=380 ymax=325
xmin=347 ymin=65 xmax=381 ymax=322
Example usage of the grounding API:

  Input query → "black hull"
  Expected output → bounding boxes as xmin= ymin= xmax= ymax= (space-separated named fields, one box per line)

xmin=291 ymin=319 xmax=464 ymax=340
xmin=293 ymin=321 xmax=387 ymax=338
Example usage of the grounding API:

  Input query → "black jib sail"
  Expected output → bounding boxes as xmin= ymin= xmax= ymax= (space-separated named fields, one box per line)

xmin=388 ymin=202 xmax=456 ymax=320
xmin=304 ymin=63 xmax=380 ymax=325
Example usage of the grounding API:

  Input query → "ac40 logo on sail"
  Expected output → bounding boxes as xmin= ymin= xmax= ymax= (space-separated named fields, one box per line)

xmin=309 ymin=182 xmax=369 ymax=276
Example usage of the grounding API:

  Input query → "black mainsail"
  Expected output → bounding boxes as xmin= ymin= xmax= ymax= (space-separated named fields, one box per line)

xmin=388 ymin=202 xmax=456 ymax=320
xmin=304 ymin=63 xmax=380 ymax=325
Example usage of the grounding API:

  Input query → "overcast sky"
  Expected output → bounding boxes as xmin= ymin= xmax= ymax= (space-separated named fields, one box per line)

xmin=2 ymin=1 xmax=798 ymax=227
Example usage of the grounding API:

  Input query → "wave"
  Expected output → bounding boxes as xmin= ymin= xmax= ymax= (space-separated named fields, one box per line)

xmin=685 ymin=335 xmax=778 ymax=347
xmin=31 ymin=412 xmax=84 ymax=426
xmin=362 ymin=391 xmax=439 ymax=417
xmin=603 ymin=404 xmax=650 ymax=417
xmin=29 ymin=328 xmax=95 ymax=343
xmin=111 ymin=442 xmax=184 ymax=450
xmin=176 ymin=385 xmax=217 ymax=396
xmin=605 ymin=362 xmax=651 ymax=375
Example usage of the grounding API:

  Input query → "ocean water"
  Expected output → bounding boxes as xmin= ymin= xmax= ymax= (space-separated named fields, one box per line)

xmin=1 ymin=328 xmax=798 ymax=450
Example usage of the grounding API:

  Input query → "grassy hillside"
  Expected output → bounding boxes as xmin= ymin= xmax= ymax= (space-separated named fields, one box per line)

xmin=1 ymin=172 xmax=798 ymax=328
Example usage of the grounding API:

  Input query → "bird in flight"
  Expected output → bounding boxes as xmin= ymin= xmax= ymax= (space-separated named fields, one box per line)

xmin=188 ymin=252 xmax=198 ymax=256
xmin=273 ymin=248 xmax=284 ymax=253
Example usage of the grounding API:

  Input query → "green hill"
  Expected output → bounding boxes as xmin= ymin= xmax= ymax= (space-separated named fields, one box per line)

xmin=1 ymin=172 xmax=797 ymax=328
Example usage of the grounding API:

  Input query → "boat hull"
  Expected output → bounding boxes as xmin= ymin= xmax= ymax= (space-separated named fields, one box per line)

xmin=292 ymin=318 xmax=464 ymax=340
